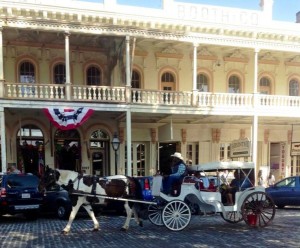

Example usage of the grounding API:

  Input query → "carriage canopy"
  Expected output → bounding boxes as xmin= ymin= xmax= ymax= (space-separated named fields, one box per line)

xmin=188 ymin=161 xmax=255 ymax=172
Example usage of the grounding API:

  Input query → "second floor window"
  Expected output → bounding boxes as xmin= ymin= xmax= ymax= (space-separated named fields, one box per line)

xmin=260 ymin=77 xmax=271 ymax=95
xmin=131 ymin=70 xmax=141 ymax=88
xmin=161 ymin=72 xmax=176 ymax=91
xmin=197 ymin=73 xmax=209 ymax=92
xmin=228 ymin=75 xmax=240 ymax=93
xmin=87 ymin=66 xmax=101 ymax=86
xmin=289 ymin=79 xmax=299 ymax=96
xmin=20 ymin=61 xmax=35 ymax=83
xmin=54 ymin=64 xmax=66 ymax=84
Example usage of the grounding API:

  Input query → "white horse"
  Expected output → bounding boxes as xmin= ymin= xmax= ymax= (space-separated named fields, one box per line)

xmin=42 ymin=167 xmax=144 ymax=234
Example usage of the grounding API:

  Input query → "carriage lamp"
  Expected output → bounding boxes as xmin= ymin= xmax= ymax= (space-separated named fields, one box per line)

xmin=111 ymin=132 xmax=120 ymax=175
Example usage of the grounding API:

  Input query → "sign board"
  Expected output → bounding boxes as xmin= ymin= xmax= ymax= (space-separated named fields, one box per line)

xmin=291 ymin=142 xmax=300 ymax=155
xmin=230 ymin=138 xmax=251 ymax=158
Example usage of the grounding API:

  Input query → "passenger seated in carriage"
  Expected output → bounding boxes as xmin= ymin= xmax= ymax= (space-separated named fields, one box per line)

xmin=223 ymin=170 xmax=252 ymax=205
xmin=192 ymin=171 xmax=210 ymax=190
xmin=162 ymin=152 xmax=187 ymax=195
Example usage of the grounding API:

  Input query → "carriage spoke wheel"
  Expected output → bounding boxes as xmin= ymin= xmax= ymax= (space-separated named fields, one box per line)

xmin=162 ymin=200 xmax=191 ymax=231
xmin=148 ymin=204 xmax=164 ymax=226
xmin=221 ymin=211 xmax=243 ymax=224
xmin=241 ymin=191 xmax=276 ymax=228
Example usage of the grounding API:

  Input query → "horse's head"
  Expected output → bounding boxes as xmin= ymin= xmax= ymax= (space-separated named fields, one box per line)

xmin=42 ymin=166 xmax=60 ymax=189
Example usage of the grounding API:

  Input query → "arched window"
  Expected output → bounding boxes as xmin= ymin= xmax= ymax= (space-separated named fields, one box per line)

xmin=197 ymin=73 xmax=209 ymax=92
xmin=54 ymin=63 xmax=66 ymax=84
xmin=16 ymin=124 xmax=44 ymax=175
xmin=19 ymin=61 xmax=35 ymax=83
xmin=87 ymin=66 xmax=101 ymax=86
xmin=131 ymin=70 xmax=141 ymax=88
xmin=260 ymin=77 xmax=271 ymax=94
xmin=228 ymin=75 xmax=240 ymax=93
xmin=161 ymin=72 xmax=176 ymax=91
xmin=289 ymin=79 xmax=299 ymax=96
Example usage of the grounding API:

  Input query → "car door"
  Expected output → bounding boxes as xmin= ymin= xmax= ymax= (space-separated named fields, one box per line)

xmin=269 ymin=177 xmax=300 ymax=206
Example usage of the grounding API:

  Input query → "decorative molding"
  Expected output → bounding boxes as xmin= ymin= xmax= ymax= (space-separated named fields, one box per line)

xmin=118 ymin=127 xmax=124 ymax=144
xmin=259 ymin=52 xmax=280 ymax=65
xmin=288 ymin=130 xmax=292 ymax=143
xmin=151 ymin=128 xmax=156 ymax=144
xmin=212 ymin=128 xmax=221 ymax=143
xmin=181 ymin=128 xmax=187 ymax=144
xmin=285 ymin=55 xmax=300 ymax=67
xmin=264 ymin=129 xmax=269 ymax=144
xmin=224 ymin=49 xmax=249 ymax=63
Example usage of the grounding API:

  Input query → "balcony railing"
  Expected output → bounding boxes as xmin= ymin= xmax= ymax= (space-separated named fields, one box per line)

xmin=3 ymin=82 xmax=300 ymax=111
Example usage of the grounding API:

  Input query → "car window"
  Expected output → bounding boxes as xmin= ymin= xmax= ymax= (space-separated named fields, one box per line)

xmin=276 ymin=177 xmax=296 ymax=188
xmin=6 ymin=175 xmax=39 ymax=188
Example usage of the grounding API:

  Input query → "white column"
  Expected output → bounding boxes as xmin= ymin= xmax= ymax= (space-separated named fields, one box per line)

xmin=252 ymin=48 xmax=260 ymax=184
xmin=0 ymin=27 xmax=4 ymax=98
xmin=0 ymin=107 xmax=6 ymax=172
xmin=126 ymin=36 xmax=131 ymax=87
xmin=126 ymin=109 xmax=132 ymax=176
xmin=193 ymin=43 xmax=198 ymax=91
xmin=0 ymin=27 xmax=3 ymax=80
xmin=65 ymin=32 xmax=71 ymax=100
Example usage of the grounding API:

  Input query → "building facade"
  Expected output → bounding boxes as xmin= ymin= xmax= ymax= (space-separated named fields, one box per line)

xmin=0 ymin=0 xmax=300 ymax=184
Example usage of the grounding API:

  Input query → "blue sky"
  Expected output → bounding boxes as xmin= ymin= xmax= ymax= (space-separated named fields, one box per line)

xmin=83 ymin=0 xmax=300 ymax=22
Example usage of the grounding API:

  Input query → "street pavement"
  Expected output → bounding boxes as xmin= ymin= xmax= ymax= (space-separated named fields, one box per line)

xmin=0 ymin=208 xmax=300 ymax=248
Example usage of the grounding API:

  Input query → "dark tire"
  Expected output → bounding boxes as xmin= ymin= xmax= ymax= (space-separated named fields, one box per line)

xmin=57 ymin=204 xmax=71 ymax=220
xmin=276 ymin=204 xmax=285 ymax=209
xmin=241 ymin=191 xmax=276 ymax=228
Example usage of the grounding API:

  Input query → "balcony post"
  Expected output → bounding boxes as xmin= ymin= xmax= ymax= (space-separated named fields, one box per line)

xmin=192 ymin=42 xmax=198 ymax=106
xmin=0 ymin=27 xmax=3 ymax=98
xmin=0 ymin=107 xmax=7 ymax=172
xmin=65 ymin=31 xmax=71 ymax=100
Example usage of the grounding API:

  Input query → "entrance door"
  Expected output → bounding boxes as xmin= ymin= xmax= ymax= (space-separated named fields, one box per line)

xmin=92 ymin=151 xmax=106 ymax=176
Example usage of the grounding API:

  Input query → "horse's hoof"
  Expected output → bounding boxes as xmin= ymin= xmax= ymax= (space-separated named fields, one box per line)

xmin=61 ymin=230 xmax=69 ymax=235
xmin=120 ymin=227 xmax=127 ymax=232
xmin=139 ymin=221 xmax=143 ymax=227
xmin=92 ymin=228 xmax=99 ymax=232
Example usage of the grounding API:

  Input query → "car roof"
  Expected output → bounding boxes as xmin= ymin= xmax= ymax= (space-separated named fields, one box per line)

xmin=188 ymin=161 xmax=255 ymax=172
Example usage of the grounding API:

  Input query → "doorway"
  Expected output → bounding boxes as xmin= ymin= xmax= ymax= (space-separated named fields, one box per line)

xmin=158 ymin=142 xmax=179 ymax=175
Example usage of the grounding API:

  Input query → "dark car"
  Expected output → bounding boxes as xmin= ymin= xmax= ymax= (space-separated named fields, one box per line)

xmin=0 ymin=173 xmax=44 ymax=220
xmin=41 ymin=184 xmax=73 ymax=219
xmin=265 ymin=176 xmax=300 ymax=209
xmin=41 ymin=184 xmax=103 ymax=219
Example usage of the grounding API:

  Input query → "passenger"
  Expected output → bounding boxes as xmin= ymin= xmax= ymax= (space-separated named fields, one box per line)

xmin=267 ymin=172 xmax=275 ymax=186
xmin=225 ymin=170 xmax=252 ymax=205
xmin=192 ymin=171 xmax=203 ymax=190
xmin=208 ymin=179 xmax=216 ymax=191
xmin=7 ymin=165 xmax=21 ymax=174
xmin=162 ymin=152 xmax=187 ymax=195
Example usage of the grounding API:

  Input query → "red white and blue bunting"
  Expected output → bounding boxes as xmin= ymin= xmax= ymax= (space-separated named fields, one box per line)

xmin=43 ymin=107 xmax=94 ymax=130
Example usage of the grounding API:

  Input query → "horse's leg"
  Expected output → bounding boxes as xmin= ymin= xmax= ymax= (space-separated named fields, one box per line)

xmin=82 ymin=204 xmax=100 ymax=232
xmin=62 ymin=197 xmax=84 ymax=235
xmin=121 ymin=201 xmax=133 ymax=231
xmin=132 ymin=204 xmax=143 ymax=227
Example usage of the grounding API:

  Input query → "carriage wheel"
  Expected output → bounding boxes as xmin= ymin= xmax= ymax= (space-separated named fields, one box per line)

xmin=241 ymin=191 xmax=275 ymax=228
xmin=162 ymin=200 xmax=191 ymax=231
xmin=148 ymin=204 xmax=164 ymax=226
xmin=220 ymin=211 xmax=243 ymax=224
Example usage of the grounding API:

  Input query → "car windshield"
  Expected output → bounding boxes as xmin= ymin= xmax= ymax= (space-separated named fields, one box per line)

xmin=7 ymin=175 xmax=39 ymax=188
xmin=275 ymin=177 xmax=296 ymax=188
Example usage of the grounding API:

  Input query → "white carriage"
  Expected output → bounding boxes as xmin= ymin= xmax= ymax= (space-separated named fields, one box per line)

xmin=148 ymin=161 xmax=276 ymax=231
